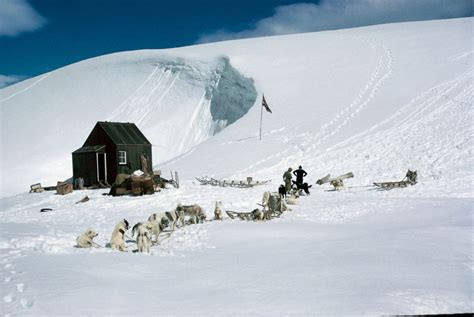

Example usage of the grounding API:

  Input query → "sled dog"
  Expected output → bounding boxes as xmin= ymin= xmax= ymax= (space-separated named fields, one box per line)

xmin=166 ymin=208 xmax=184 ymax=231
xmin=214 ymin=201 xmax=223 ymax=220
xmin=262 ymin=191 xmax=271 ymax=209
xmin=146 ymin=213 xmax=170 ymax=244
xmin=251 ymin=208 xmax=264 ymax=221
xmin=132 ymin=223 xmax=152 ymax=253
xmin=176 ymin=203 xmax=206 ymax=224
xmin=278 ymin=185 xmax=287 ymax=198
xmin=76 ymin=229 xmax=101 ymax=248
xmin=147 ymin=212 xmax=168 ymax=223
xmin=131 ymin=221 xmax=154 ymax=238
xmin=110 ymin=219 xmax=129 ymax=251
xmin=286 ymin=191 xmax=300 ymax=205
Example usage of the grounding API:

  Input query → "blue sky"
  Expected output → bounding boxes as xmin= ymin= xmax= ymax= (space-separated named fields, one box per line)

xmin=0 ymin=0 xmax=472 ymax=87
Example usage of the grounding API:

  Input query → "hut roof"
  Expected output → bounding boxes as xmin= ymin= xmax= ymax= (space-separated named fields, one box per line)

xmin=97 ymin=122 xmax=151 ymax=145
xmin=72 ymin=145 xmax=106 ymax=154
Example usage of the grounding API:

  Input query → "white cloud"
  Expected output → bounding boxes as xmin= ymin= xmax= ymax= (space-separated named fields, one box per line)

xmin=0 ymin=74 xmax=26 ymax=88
xmin=0 ymin=0 xmax=46 ymax=36
xmin=197 ymin=0 xmax=473 ymax=43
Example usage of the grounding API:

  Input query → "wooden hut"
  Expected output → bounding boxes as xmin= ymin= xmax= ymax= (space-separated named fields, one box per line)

xmin=72 ymin=122 xmax=152 ymax=187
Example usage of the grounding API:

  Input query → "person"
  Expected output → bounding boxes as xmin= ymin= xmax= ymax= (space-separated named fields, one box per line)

xmin=283 ymin=168 xmax=293 ymax=192
xmin=293 ymin=166 xmax=307 ymax=187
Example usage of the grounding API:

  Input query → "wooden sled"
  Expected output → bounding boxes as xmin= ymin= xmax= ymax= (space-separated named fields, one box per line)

xmin=373 ymin=181 xmax=412 ymax=189
xmin=226 ymin=210 xmax=252 ymax=220
xmin=373 ymin=170 xmax=418 ymax=190
xmin=316 ymin=172 xmax=354 ymax=190
xmin=226 ymin=209 xmax=279 ymax=221
xmin=196 ymin=176 xmax=270 ymax=188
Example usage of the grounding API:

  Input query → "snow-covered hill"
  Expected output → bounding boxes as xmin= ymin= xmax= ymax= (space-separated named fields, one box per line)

xmin=0 ymin=54 xmax=256 ymax=197
xmin=0 ymin=18 xmax=472 ymax=315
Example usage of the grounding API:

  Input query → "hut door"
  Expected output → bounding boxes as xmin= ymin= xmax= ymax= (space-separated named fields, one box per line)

xmin=96 ymin=153 xmax=107 ymax=182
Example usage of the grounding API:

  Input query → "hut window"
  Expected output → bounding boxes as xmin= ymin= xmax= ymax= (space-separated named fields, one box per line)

xmin=118 ymin=151 xmax=127 ymax=165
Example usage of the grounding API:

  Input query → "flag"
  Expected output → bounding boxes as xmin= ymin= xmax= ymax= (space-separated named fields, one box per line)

xmin=262 ymin=94 xmax=272 ymax=113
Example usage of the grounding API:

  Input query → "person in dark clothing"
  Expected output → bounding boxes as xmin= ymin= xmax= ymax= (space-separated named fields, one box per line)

xmin=293 ymin=166 xmax=307 ymax=187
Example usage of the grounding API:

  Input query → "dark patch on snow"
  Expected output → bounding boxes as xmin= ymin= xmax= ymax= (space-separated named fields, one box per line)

xmin=209 ymin=57 xmax=257 ymax=134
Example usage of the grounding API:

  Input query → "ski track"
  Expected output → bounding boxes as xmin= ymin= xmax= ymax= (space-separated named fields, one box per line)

xmin=449 ymin=49 xmax=473 ymax=63
xmin=326 ymin=69 xmax=472 ymax=157
xmin=0 ymin=73 xmax=51 ymax=103
xmin=177 ymin=91 xmax=209 ymax=153
xmin=326 ymin=70 xmax=473 ymax=160
xmin=108 ymin=64 xmax=161 ymax=120
xmin=108 ymin=66 xmax=175 ymax=124
xmin=234 ymin=36 xmax=393 ymax=178
xmin=232 ymin=36 xmax=472 ymax=196
xmin=0 ymin=19 xmax=472 ymax=316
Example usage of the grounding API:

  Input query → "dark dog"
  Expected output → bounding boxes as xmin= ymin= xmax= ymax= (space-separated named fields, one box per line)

xmin=278 ymin=184 xmax=287 ymax=198
xmin=301 ymin=182 xmax=312 ymax=194
xmin=293 ymin=181 xmax=312 ymax=194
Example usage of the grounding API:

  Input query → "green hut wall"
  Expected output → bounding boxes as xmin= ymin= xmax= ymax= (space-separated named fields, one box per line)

xmin=72 ymin=122 xmax=153 ymax=187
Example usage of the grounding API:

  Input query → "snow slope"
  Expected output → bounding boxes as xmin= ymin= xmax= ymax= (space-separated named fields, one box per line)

xmin=0 ymin=18 xmax=472 ymax=316
xmin=0 ymin=55 xmax=256 ymax=197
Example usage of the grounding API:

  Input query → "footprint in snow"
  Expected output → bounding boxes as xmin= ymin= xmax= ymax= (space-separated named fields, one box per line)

xmin=3 ymin=293 xmax=14 ymax=303
xmin=20 ymin=298 xmax=34 ymax=308
xmin=17 ymin=283 xmax=24 ymax=292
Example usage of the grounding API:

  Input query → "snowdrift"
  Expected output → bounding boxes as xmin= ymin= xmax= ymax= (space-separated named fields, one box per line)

xmin=0 ymin=55 xmax=256 ymax=197
xmin=0 ymin=18 xmax=472 ymax=316
xmin=1 ymin=18 xmax=471 ymax=198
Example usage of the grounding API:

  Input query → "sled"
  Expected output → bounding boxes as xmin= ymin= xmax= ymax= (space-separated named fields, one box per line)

xmin=30 ymin=183 xmax=44 ymax=193
xmin=373 ymin=181 xmax=413 ymax=189
xmin=226 ymin=210 xmax=253 ymax=220
xmin=196 ymin=176 xmax=270 ymax=188
xmin=75 ymin=196 xmax=90 ymax=204
xmin=373 ymin=170 xmax=418 ymax=190
xmin=225 ymin=209 xmax=279 ymax=221
xmin=316 ymin=172 xmax=354 ymax=190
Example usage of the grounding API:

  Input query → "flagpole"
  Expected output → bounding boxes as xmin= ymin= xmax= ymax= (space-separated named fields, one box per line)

xmin=259 ymin=94 xmax=263 ymax=140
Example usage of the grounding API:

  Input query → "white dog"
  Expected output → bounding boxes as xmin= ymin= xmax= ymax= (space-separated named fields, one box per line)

xmin=146 ymin=213 xmax=170 ymax=244
xmin=137 ymin=225 xmax=151 ymax=253
xmin=132 ymin=221 xmax=156 ymax=253
xmin=214 ymin=201 xmax=223 ymax=220
xmin=76 ymin=229 xmax=101 ymax=248
xmin=110 ymin=219 xmax=129 ymax=251
xmin=147 ymin=212 xmax=167 ymax=223
xmin=286 ymin=191 xmax=300 ymax=205
xmin=251 ymin=208 xmax=264 ymax=221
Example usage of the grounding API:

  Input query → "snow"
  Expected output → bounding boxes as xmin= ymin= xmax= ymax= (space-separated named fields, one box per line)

xmin=0 ymin=55 xmax=256 ymax=197
xmin=0 ymin=18 xmax=473 ymax=315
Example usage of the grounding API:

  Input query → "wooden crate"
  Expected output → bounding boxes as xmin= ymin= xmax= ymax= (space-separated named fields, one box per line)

xmin=143 ymin=179 xmax=155 ymax=195
xmin=131 ymin=181 xmax=142 ymax=196
xmin=56 ymin=182 xmax=73 ymax=195
xmin=115 ymin=188 xmax=131 ymax=196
